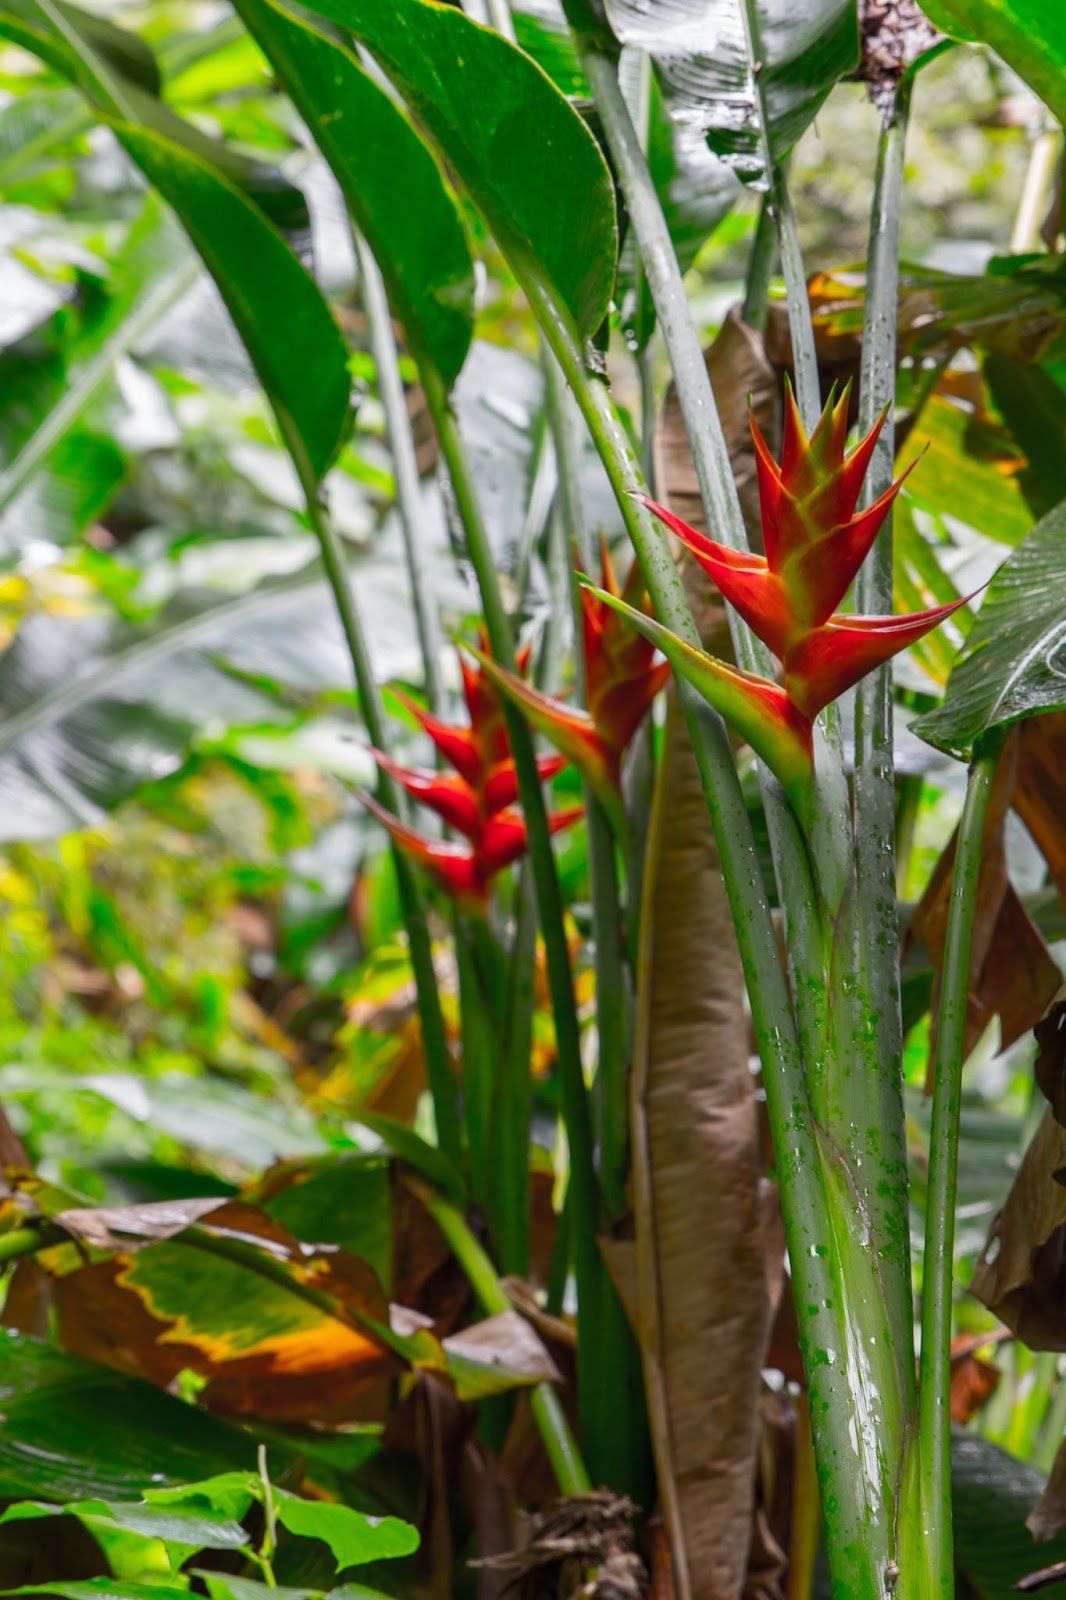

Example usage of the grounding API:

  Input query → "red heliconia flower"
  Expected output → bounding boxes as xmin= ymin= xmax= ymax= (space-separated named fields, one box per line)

xmin=590 ymin=386 xmax=972 ymax=815
xmin=363 ymin=642 xmax=579 ymax=913
xmin=467 ymin=542 xmax=669 ymax=835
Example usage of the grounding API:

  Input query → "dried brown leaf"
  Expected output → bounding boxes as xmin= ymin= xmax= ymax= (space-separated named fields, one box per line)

xmin=632 ymin=313 xmax=777 ymax=1600
xmin=904 ymin=735 xmax=1061 ymax=1084
xmin=971 ymin=1106 xmax=1066 ymax=1351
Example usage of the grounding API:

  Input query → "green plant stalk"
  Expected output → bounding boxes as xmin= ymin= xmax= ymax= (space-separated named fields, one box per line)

xmin=492 ymin=867 xmax=537 ymax=1276
xmin=352 ymin=226 xmax=446 ymax=714
xmin=740 ymin=191 xmax=778 ymax=333
xmin=515 ymin=252 xmax=913 ymax=1594
xmin=419 ymin=1182 xmax=592 ymax=1496
xmin=543 ymin=353 xmax=631 ymax=1223
xmin=292 ymin=459 xmax=462 ymax=1173
xmin=914 ymin=726 xmax=1008 ymax=1595
xmin=848 ymin=81 xmax=916 ymax=1401
xmin=455 ymin=915 xmax=500 ymax=1210
xmin=417 ymin=359 xmax=650 ymax=1499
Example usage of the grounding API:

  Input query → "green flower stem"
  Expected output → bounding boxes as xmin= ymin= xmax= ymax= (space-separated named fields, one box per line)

xmin=544 ymin=352 xmax=631 ymax=1223
xmin=352 ymin=226 xmax=446 ymax=714
xmin=493 ymin=867 xmax=537 ymax=1276
xmin=764 ymin=159 xmax=821 ymax=430
xmin=740 ymin=191 xmax=778 ymax=334
xmin=848 ymin=81 xmax=916 ymax=1398
xmin=914 ymin=726 xmax=1009 ymax=1596
xmin=516 ymin=238 xmax=911 ymax=1600
xmin=418 ymin=1182 xmax=592 ymax=1497
xmin=416 ymin=358 xmax=647 ymax=1498
xmin=291 ymin=458 xmax=462 ymax=1174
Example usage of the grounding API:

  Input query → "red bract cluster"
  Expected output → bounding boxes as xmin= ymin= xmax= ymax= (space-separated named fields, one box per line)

xmin=593 ymin=388 xmax=969 ymax=813
xmin=469 ymin=542 xmax=669 ymax=835
xmin=364 ymin=642 xmax=580 ymax=914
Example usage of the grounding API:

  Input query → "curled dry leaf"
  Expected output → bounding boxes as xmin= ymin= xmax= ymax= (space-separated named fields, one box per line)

xmin=903 ymin=733 xmax=1061 ymax=1085
xmin=631 ymin=311 xmax=777 ymax=1600
xmin=971 ymin=1104 xmax=1066 ymax=1350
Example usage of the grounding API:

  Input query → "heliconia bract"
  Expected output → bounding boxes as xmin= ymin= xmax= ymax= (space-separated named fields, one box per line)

xmin=593 ymin=386 xmax=970 ymax=812
xmin=468 ymin=541 xmax=670 ymax=835
xmin=362 ymin=639 xmax=579 ymax=913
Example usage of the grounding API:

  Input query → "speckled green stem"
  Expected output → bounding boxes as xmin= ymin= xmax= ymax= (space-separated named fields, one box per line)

xmin=914 ymin=727 xmax=1009 ymax=1596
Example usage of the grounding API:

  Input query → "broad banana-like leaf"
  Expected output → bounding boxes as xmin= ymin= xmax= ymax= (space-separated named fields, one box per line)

xmin=603 ymin=0 xmax=858 ymax=187
xmin=234 ymin=0 xmax=475 ymax=390
xmin=296 ymin=0 xmax=618 ymax=340
xmin=912 ymin=496 xmax=1066 ymax=759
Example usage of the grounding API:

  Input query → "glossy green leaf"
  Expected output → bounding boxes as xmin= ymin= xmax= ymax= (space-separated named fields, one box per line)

xmin=0 ymin=1497 xmax=250 ymax=1552
xmin=0 ymin=1332 xmax=257 ymax=1502
xmin=297 ymin=0 xmax=618 ymax=338
xmin=0 ymin=1066 xmax=326 ymax=1169
xmin=233 ymin=0 xmax=475 ymax=388
xmin=273 ymin=1494 xmax=418 ymax=1567
xmin=917 ymin=0 xmax=1066 ymax=129
xmin=952 ymin=1431 xmax=1066 ymax=1598
xmin=112 ymin=124 xmax=349 ymax=484
xmin=602 ymin=0 xmax=858 ymax=185
xmin=6 ymin=1583 xmax=193 ymax=1600
xmin=912 ymin=498 xmax=1066 ymax=758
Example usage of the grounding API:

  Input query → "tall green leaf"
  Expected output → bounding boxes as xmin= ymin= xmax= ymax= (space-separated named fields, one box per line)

xmin=233 ymin=0 xmax=475 ymax=389
xmin=912 ymin=498 xmax=1066 ymax=758
xmin=110 ymin=125 xmax=350 ymax=482
xmin=919 ymin=0 xmax=1066 ymax=130
xmin=602 ymin=0 xmax=858 ymax=186
xmin=296 ymin=0 xmax=618 ymax=339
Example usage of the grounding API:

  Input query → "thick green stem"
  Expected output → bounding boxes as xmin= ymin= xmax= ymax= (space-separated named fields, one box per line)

xmin=544 ymin=353 xmax=631 ymax=1222
xmin=493 ymin=869 xmax=536 ymax=1276
xmin=419 ymin=1182 xmax=592 ymax=1496
xmin=915 ymin=727 xmax=1008 ymax=1595
xmin=765 ymin=161 xmax=820 ymax=430
xmin=740 ymin=192 xmax=778 ymax=333
xmin=849 ymin=83 xmax=916 ymax=1403
xmin=352 ymin=227 xmax=446 ymax=714
xmin=292 ymin=457 xmax=462 ymax=1173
